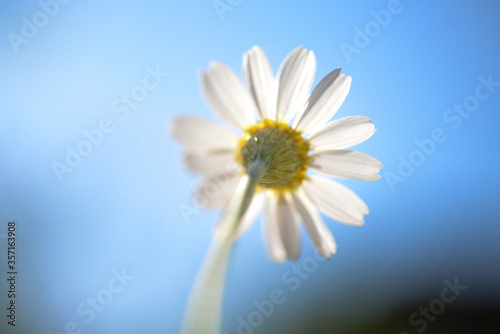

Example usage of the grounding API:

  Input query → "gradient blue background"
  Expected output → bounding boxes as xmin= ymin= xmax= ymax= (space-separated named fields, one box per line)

xmin=1 ymin=1 xmax=499 ymax=333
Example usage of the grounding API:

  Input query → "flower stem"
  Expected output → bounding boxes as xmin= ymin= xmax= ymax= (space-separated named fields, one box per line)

xmin=180 ymin=160 xmax=266 ymax=334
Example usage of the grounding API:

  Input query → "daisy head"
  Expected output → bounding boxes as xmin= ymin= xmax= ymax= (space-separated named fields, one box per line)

xmin=170 ymin=46 xmax=382 ymax=262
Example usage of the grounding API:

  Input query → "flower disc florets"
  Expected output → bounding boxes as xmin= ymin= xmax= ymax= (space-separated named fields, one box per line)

xmin=236 ymin=119 xmax=310 ymax=191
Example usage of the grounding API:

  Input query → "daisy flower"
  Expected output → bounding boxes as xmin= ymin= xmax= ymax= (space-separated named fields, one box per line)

xmin=171 ymin=46 xmax=382 ymax=262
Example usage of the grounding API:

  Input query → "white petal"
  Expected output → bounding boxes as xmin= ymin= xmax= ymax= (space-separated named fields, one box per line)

xmin=183 ymin=151 xmax=237 ymax=175
xmin=169 ymin=116 xmax=238 ymax=153
xmin=213 ymin=191 xmax=264 ymax=240
xmin=292 ymin=190 xmax=336 ymax=259
xmin=276 ymin=194 xmax=301 ymax=261
xmin=212 ymin=173 xmax=258 ymax=241
xmin=309 ymin=116 xmax=376 ymax=152
xmin=263 ymin=194 xmax=287 ymax=263
xmin=234 ymin=191 xmax=265 ymax=239
xmin=275 ymin=46 xmax=316 ymax=122
xmin=243 ymin=46 xmax=275 ymax=120
xmin=201 ymin=62 xmax=256 ymax=129
xmin=304 ymin=175 xmax=368 ymax=226
xmin=294 ymin=69 xmax=352 ymax=133
xmin=310 ymin=150 xmax=383 ymax=181
xmin=194 ymin=172 xmax=241 ymax=210
xmin=263 ymin=193 xmax=301 ymax=262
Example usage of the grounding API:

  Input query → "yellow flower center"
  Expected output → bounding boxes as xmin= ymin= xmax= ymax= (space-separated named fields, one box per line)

xmin=236 ymin=119 xmax=310 ymax=192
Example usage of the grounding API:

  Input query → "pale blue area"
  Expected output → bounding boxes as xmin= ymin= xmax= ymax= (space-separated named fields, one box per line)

xmin=0 ymin=0 xmax=499 ymax=333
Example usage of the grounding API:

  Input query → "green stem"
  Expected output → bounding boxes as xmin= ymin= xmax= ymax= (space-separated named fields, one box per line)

xmin=180 ymin=160 xmax=265 ymax=334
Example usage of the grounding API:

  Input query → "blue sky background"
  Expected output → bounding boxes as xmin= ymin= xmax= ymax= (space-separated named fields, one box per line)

xmin=1 ymin=1 xmax=499 ymax=333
